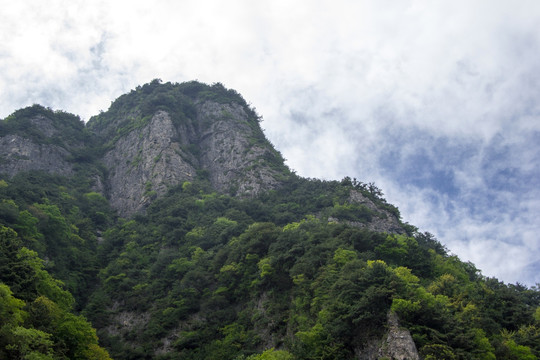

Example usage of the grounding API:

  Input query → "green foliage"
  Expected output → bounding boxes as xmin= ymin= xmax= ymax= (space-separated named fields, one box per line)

xmin=246 ymin=348 xmax=294 ymax=360
xmin=86 ymin=80 xmax=262 ymax=153
xmin=0 ymin=227 xmax=111 ymax=359
xmin=420 ymin=344 xmax=457 ymax=359
xmin=2 ymin=168 xmax=539 ymax=360
xmin=329 ymin=202 xmax=373 ymax=222
xmin=0 ymin=172 xmax=114 ymax=308
xmin=5 ymin=326 xmax=55 ymax=360
xmin=0 ymin=283 xmax=26 ymax=328
xmin=501 ymin=338 xmax=536 ymax=360
xmin=1 ymin=81 xmax=539 ymax=359
xmin=0 ymin=104 xmax=89 ymax=150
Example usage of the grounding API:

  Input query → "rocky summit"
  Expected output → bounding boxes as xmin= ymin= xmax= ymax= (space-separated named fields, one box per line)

xmin=0 ymin=80 xmax=401 ymax=233
xmin=2 ymin=80 xmax=289 ymax=217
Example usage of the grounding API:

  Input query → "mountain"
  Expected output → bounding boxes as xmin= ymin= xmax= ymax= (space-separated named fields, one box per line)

xmin=86 ymin=80 xmax=289 ymax=217
xmin=1 ymin=80 xmax=539 ymax=360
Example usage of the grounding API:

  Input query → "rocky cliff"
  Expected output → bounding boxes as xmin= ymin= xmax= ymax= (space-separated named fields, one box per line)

xmin=0 ymin=81 xmax=433 ymax=359
xmin=100 ymin=110 xmax=197 ymax=217
xmin=0 ymin=134 xmax=74 ymax=176
xmin=378 ymin=311 xmax=420 ymax=360
xmin=0 ymin=80 xmax=402 ymax=231
xmin=355 ymin=312 xmax=419 ymax=360
xmin=87 ymin=81 xmax=289 ymax=217
xmin=0 ymin=108 xmax=88 ymax=177
xmin=348 ymin=190 xmax=404 ymax=234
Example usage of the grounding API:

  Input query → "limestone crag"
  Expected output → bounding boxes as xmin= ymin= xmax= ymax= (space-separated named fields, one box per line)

xmin=1 ymin=82 xmax=406 ymax=230
xmin=378 ymin=312 xmax=420 ymax=360
xmin=102 ymin=111 xmax=197 ymax=217
xmin=29 ymin=115 xmax=59 ymax=137
xmin=196 ymin=101 xmax=282 ymax=196
xmin=355 ymin=312 xmax=419 ymax=360
xmin=0 ymin=83 xmax=292 ymax=217
xmin=0 ymin=134 xmax=73 ymax=177
xmin=100 ymin=99 xmax=286 ymax=217
xmin=348 ymin=190 xmax=404 ymax=234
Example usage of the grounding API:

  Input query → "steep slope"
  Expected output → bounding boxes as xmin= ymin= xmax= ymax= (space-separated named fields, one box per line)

xmin=1 ymin=80 xmax=539 ymax=360
xmin=0 ymin=81 xmax=400 ymax=232
xmin=87 ymin=80 xmax=289 ymax=217
xmin=0 ymin=105 xmax=89 ymax=177
xmin=0 ymin=226 xmax=112 ymax=359
xmin=99 ymin=110 xmax=197 ymax=217
xmin=83 ymin=178 xmax=540 ymax=360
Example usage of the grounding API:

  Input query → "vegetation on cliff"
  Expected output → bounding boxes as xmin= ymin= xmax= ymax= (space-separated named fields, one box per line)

xmin=1 ymin=81 xmax=539 ymax=359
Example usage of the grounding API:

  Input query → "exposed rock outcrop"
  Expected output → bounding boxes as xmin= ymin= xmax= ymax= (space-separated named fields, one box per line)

xmin=102 ymin=111 xmax=197 ymax=217
xmin=0 ymin=134 xmax=73 ymax=177
xmin=344 ymin=190 xmax=405 ymax=234
xmin=99 ymin=99 xmax=286 ymax=217
xmin=29 ymin=115 xmax=59 ymax=137
xmin=195 ymin=101 xmax=283 ymax=197
xmin=355 ymin=312 xmax=419 ymax=360
xmin=378 ymin=312 xmax=419 ymax=360
xmin=0 ymin=82 xmax=405 ymax=229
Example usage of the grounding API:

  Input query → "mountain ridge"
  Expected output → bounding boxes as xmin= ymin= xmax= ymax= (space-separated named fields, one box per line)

xmin=0 ymin=80 xmax=402 ymax=233
xmin=1 ymin=80 xmax=538 ymax=360
xmin=2 ymin=80 xmax=290 ymax=217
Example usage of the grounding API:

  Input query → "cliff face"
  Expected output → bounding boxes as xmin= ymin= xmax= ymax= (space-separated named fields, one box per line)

xmin=379 ymin=311 xmax=420 ymax=360
xmin=0 ymin=81 xmax=401 ymax=230
xmin=195 ymin=101 xmax=283 ymax=197
xmin=0 ymin=134 xmax=74 ymax=177
xmin=348 ymin=190 xmax=404 ymax=234
xmin=91 ymin=82 xmax=288 ymax=217
xmin=0 ymin=110 xmax=87 ymax=177
xmin=355 ymin=312 xmax=419 ymax=360
xmin=101 ymin=110 xmax=197 ymax=217
xmin=0 ymin=83 xmax=287 ymax=217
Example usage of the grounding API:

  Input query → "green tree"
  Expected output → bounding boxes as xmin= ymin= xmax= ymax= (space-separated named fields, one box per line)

xmin=246 ymin=348 xmax=294 ymax=360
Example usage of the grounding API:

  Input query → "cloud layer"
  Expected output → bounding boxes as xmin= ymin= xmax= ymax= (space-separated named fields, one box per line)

xmin=1 ymin=0 xmax=539 ymax=285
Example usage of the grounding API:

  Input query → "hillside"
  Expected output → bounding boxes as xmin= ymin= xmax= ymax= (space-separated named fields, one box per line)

xmin=0 ymin=80 xmax=539 ymax=360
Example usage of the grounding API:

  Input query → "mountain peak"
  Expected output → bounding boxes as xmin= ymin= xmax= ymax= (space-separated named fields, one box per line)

xmin=0 ymin=81 xmax=281 ymax=216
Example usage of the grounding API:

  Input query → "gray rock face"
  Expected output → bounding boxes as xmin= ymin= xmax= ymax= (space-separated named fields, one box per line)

xmin=0 ymin=134 xmax=73 ymax=177
xmin=355 ymin=312 xmax=419 ymax=360
xmin=30 ymin=115 xmax=58 ymax=137
xmin=101 ymin=101 xmax=286 ymax=217
xmin=378 ymin=312 xmax=420 ymax=360
xmin=102 ymin=111 xmax=197 ymax=217
xmin=196 ymin=101 xmax=282 ymax=196
xmin=1 ymin=97 xmax=287 ymax=217
xmin=348 ymin=190 xmax=405 ymax=234
xmin=0 ymin=88 xmax=404 ymax=231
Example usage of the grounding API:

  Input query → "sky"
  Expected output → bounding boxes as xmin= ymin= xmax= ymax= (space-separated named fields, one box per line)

xmin=1 ymin=0 xmax=539 ymax=286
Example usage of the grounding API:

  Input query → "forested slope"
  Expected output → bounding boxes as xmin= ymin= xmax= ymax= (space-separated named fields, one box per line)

xmin=0 ymin=81 xmax=539 ymax=359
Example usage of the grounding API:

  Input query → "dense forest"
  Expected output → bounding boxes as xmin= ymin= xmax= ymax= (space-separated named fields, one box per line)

xmin=1 ymin=81 xmax=539 ymax=359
